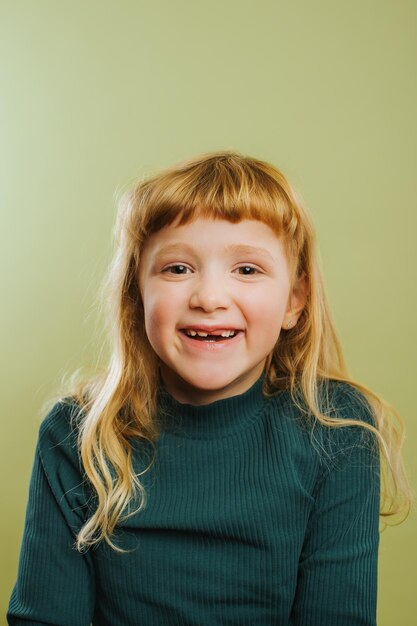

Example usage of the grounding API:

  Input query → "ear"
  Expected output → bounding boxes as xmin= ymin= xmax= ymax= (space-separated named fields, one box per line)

xmin=283 ymin=272 xmax=308 ymax=330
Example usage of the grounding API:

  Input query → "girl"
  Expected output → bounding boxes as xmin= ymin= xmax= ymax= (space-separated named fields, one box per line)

xmin=8 ymin=151 xmax=411 ymax=626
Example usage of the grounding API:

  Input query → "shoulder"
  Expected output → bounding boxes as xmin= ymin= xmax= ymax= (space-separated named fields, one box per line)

xmin=314 ymin=380 xmax=380 ymax=473
xmin=266 ymin=379 xmax=379 ymax=465
xmin=265 ymin=379 xmax=376 ymax=428
xmin=37 ymin=397 xmax=86 ymax=490
xmin=39 ymin=396 xmax=83 ymax=443
xmin=318 ymin=380 xmax=378 ymax=446
xmin=319 ymin=379 xmax=376 ymax=425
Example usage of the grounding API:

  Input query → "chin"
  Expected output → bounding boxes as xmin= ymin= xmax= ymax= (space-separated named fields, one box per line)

xmin=184 ymin=375 xmax=233 ymax=391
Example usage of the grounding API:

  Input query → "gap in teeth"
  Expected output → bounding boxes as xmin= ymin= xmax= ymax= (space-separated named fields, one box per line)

xmin=184 ymin=329 xmax=237 ymax=338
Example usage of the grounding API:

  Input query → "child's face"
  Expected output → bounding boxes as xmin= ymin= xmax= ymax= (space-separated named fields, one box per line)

xmin=138 ymin=217 xmax=307 ymax=405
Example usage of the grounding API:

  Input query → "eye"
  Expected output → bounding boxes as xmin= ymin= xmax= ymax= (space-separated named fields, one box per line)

xmin=236 ymin=265 xmax=260 ymax=276
xmin=162 ymin=264 xmax=192 ymax=275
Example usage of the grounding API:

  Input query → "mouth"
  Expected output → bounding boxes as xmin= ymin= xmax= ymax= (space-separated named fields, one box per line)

xmin=179 ymin=328 xmax=243 ymax=342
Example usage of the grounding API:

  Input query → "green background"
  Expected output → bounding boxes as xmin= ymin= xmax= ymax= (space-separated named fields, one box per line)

xmin=1 ymin=1 xmax=416 ymax=623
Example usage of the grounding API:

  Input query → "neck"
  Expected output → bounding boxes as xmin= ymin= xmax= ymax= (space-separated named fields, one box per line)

xmin=157 ymin=372 xmax=267 ymax=439
xmin=158 ymin=365 xmax=266 ymax=406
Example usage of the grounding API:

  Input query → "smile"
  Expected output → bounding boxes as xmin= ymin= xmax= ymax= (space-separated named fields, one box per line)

xmin=178 ymin=329 xmax=244 ymax=350
xmin=181 ymin=329 xmax=239 ymax=340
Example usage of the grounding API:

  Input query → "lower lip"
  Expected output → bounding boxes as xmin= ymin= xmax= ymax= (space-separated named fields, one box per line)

xmin=178 ymin=330 xmax=244 ymax=352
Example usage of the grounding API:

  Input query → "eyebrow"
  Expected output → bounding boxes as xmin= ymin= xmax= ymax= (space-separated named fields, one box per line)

xmin=153 ymin=242 xmax=276 ymax=262
xmin=227 ymin=244 xmax=276 ymax=261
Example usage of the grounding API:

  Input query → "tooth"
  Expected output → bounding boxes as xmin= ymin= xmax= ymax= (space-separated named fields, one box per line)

xmin=185 ymin=328 xmax=238 ymax=338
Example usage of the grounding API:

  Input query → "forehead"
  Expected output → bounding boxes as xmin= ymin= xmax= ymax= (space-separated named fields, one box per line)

xmin=142 ymin=217 xmax=286 ymax=258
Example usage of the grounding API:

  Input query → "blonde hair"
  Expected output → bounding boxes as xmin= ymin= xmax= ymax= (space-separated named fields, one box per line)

xmin=61 ymin=150 xmax=411 ymax=551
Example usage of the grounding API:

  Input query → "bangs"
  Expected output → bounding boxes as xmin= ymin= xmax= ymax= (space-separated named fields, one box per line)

xmin=138 ymin=152 xmax=296 ymax=239
xmin=127 ymin=152 xmax=307 ymax=280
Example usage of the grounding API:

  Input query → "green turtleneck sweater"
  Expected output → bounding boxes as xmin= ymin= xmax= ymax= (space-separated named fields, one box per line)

xmin=8 ymin=376 xmax=380 ymax=625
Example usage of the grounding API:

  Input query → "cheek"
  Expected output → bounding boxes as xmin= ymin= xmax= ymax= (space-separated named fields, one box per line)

xmin=142 ymin=304 xmax=169 ymax=360
xmin=142 ymin=289 xmax=178 ymax=337
xmin=245 ymin=292 xmax=286 ymax=345
xmin=144 ymin=303 xmax=166 ymax=337
xmin=246 ymin=290 xmax=286 ymax=323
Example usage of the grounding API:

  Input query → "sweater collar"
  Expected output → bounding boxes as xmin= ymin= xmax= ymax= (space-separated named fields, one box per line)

xmin=157 ymin=374 xmax=266 ymax=439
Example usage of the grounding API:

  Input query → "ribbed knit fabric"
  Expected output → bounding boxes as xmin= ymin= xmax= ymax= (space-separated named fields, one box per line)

xmin=7 ymin=375 xmax=380 ymax=625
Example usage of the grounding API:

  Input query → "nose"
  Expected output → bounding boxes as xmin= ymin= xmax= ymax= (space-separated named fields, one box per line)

xmin=189 ymin=271 xmax=231 ymax=312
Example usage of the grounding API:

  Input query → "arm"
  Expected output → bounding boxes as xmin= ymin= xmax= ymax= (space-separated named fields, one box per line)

xmin=290 ymin=386 xmax=381 ymax=626
xmin=7 ymin=402 xmax=95 ymax=626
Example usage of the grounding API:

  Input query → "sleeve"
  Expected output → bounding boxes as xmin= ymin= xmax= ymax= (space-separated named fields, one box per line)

xmin=289 ymin=384 xmax=381 ymax=626
xmin=7 ymin=402 xmax=96 ymax=626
